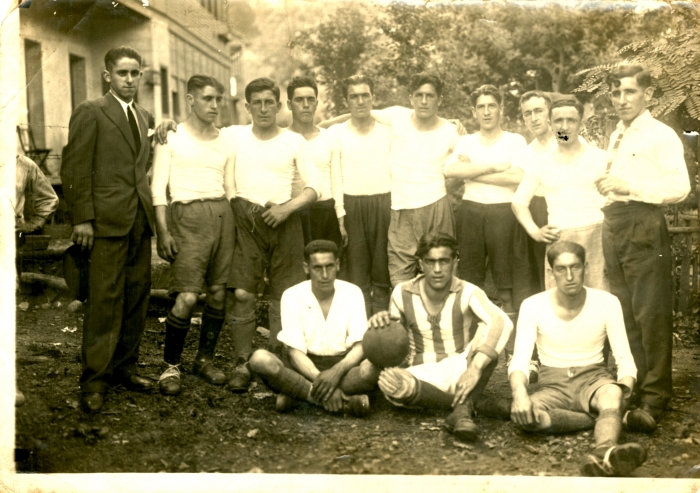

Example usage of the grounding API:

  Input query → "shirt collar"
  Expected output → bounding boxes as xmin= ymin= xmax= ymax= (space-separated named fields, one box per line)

xmin=403 ymin=274 xmax=463 ymax=295
xmin=304 ymin=280 xmax=337 ymax=305
xmin=110 ymin=90 xmax=134 ymax=113
xmin=616 ymin=109 xmax=652 ymax=133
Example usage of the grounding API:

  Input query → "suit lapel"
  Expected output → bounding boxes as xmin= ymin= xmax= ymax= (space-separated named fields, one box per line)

xmin=134 ymin=104 xmax=149 ymax=165
xmin=101 ymin=93 xmax=137 ymax=155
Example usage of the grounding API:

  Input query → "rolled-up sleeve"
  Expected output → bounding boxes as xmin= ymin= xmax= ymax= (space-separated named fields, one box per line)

xmin=604 ymin=295 xmax=637 ymax=382
xmin=466 ymin=287 xmax=513 ymax=361
xmin=151 ymin=138 xmax=173 ymax=207
xmin=508 ymin=297 xmax=537 ymax=379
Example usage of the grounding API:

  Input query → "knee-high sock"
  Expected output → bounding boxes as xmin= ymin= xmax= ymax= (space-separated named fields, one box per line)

xmin=229 ymin=311 xmax=256 ymax=363
xmin=164 ymin=312 xmax=191 ymax=365
xmin=543 ymin=409 xmax=596 ymax=434
xmin=265 ymin=366 xmax=313 ymax=402
xmin=196 ymin=305 xmax=225 ymax=361
xmin=594 ymin=408 xmax=622 ymax=450
xmin=406 ymin=379 xmax=454 ymax=410
xmin=340 ymin=360 xmax=380 ymax=395
xmin=268 ymin=299 xmax=282 ymax=350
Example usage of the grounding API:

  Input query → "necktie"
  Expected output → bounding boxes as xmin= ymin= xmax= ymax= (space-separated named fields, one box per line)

xmin=127 ymin=105 xmax=141 ymax=155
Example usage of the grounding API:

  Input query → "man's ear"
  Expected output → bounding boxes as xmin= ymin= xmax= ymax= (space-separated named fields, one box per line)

xmin=286 ymin=99 xmax=292 ymax=111
xmin=644 ymin=86 xmax=655 ymax=102
xmin=276 ymin=100 xmax=282 ymax=112
xmin=244 ymin=102 xmax=251 ymax=115
xmin=103 ymin=70 xmax=111 ymax=84
xmin=185 ymin=93 xmax=194 ymax=105
xmin=438 ymin=95 xmax=443 ymax=108
xmin=303 ymin=262 xmax=309 ymax=275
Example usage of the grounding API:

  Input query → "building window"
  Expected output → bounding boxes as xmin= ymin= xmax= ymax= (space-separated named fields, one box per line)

xmin=160 ymin=67 xmax=169 ymax=116
xmin=69 ymin=54 xmax=87 ymax=111
xmin=24 ymin=39 xmax=46 ymax=147
xmin=172 ymin=90 xmax=180 ymax=119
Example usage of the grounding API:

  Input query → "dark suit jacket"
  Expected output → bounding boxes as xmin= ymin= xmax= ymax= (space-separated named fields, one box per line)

xmin=61 ymin=93 xmax=155 ymax=237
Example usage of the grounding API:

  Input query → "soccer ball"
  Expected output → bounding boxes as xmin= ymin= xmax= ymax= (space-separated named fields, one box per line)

xmin=362 ymin=321 xmax=410 ymax=368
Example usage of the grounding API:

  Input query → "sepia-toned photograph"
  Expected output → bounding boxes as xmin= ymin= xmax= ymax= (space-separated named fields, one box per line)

xmin=1 ymin=0 xmax=699 ymax=490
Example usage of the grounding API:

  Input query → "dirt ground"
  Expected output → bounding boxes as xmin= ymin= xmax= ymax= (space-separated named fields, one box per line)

xmin=13 ymin=287 xmax=700 ymax=478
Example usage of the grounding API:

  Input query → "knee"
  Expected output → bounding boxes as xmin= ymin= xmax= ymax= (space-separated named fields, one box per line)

xmin=595 ymin=384 xmax=623 ymax=411
xmin=249 ymin=349 xmax=280 ymax=375
xmin=174 ymin=292 xmax=198 ymax=313
xmin=233 ymin=288 xmax=256 ymax=310
xmin=207 ymin=284 xmax=226 ymax=305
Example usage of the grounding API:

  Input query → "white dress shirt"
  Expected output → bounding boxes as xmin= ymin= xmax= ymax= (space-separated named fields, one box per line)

xmin=110 ymin=90 xmax=140 ymax=133
xmin=278 ymin=280 xmax=368 ymax=356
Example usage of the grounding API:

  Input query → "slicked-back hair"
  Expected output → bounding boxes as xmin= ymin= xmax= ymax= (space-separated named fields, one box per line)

xmin=415 ymin=233 xmax=459 ymax=260
xmin=342 ymin=75 xmax=375 ymax=99
xmin=470 ymin=84 xmax=502 ymax=108
xmin=610 ymin=64 xmax=652 ymax=90
xmin=187 ymin=75 xmax=224 ymax=95
xmin=286 ymin=76 xmax=318 ymax=101
xmin=546 ymin=241 xmax=586 ymax=268
xmin=245 ymin=78 xmax=280 ymax=103
xmin=520 ymin=90 xmax=551 ymax=110
xmin=104 ymin=46 xmax=142 ymax=70
xmin=304 ymin=239 xmax=339 ymax=263
xmin=408 ymin=72 xmax=444 ymax=98
xmin=549 ymin=98 xmax=584 ymax=119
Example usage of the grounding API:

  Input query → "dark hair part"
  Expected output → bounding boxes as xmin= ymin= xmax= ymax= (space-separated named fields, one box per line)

xmin=342 ymin=75 xmax=375 ymax=99
xmin=546 ymin=241 xmax=586 ymax=268
xmin=286 ymin=76 xmax=318 ymax=101
xmin=187 ymin=75 xmax=224 ymax=95
xmin=245 ymin=78 xmax=280 ymax=103
xmin=415 ymin=233 xmax=459 ymax=260
xmin=104 ymin=46 xmax=142 ymax=70
xmin=549 ymin=97 xmax=584 ymax=119
xmin=408 ymin=72 xmax=444 ymax=98
xmin=470 ymin=84 xmax=502 ymax=108
xmin=520 ymin=90 xmax=551 ymax=109
xmin=610 ymin=64 xmax=652 ymax=89
xmin=304 ymin=239 xmax=339 ymax=262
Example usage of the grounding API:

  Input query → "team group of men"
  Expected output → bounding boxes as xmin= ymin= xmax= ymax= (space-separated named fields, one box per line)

xmin=57 ymin=45 xmax=691 ymax=477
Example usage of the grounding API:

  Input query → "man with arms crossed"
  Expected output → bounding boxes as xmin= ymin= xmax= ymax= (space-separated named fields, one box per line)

xmin=287 ymin=76 xmax=342 ymax=248
xmin=445 ymin=84 xmax=528 ymax=316
xmin=225 ymin=78 xmax=321 ymax=392
xmin=366 ymin=233 xmax=513 ymax=441
xmin=249 ymin=240 xmax=371 ymax=416
xmin=61 ymin=47 xmax=155 ymax=413
xmin=329 ymin=75 xmax=393 ymax=315
xmin=513 ymin=98 xmax=609 ymax=291
xmin=321 ymin=73 xmax=459 ymax=286
xmin=509 ymin=241 xmax=646 ymax=477
xmin=151 ymin=75 xmax=235 ymax=396
xmin=594 ymin=65 xmax=690 ymax=431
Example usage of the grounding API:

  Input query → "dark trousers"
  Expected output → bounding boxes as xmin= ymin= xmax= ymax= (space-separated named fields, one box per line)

xmin=345 ymin=193 xmax=391 ymax=314
xmin=512 ymin=196 xmax=548 ymax=310
xmin=80 ymin=204 xmax=151 ymax=393
xmin=602 ymin=201 xmax=673 ymax=409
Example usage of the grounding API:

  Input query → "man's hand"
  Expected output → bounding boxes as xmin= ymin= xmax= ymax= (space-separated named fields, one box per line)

xmin=262 ymin=204 xmax=291 ymax=228
xmin=156 ymin=232 xmax=179 ymax=262
xmin=530 ymin=224 xmax=561 ymax=244
xmin=594 ymin=175 xmax=630 ymax=196
xmin=510 ymin=387 xmax=539 ymax=426
xmin=447 ymin=119 xmax=467 ymax=136
xmin=339 ymin=222 xmax=349 ymax=247
xmin=368 ymin=310 xmax=393 ymax=328
xmin=311 ymin=367 xmax=344 ymax=403
xmin=452 ymin=365 xmax=484 ymax=407
xmin=18 ymin=222 xmax=40 ymax=234
xmin=155 ymin=119 xmax=178 ymax=145
xmin=323 ymin=388 xmax=348 ymax=413
xmin=72 ymin=221 xmax=94 ymax=252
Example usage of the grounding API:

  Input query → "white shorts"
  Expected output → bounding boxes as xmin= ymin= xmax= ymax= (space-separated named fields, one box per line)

xmin=407 ymin=346 xmax=470 ymax=395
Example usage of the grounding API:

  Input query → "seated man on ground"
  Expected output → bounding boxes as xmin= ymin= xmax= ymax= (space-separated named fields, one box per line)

xmin=249 ymin=240 xmax=374 ymax=416
xmin=509 ymin=241 xmax=647 ymax=477
xmin=366 ymin=233 xmax=513 ymax=441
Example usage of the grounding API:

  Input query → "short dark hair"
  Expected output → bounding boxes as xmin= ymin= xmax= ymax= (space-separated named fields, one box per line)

xmin=187 ymin=75 xmax=224 ymax=95
xmin=546 ymin=241 xmax=586 ymax=268
xmin=104 ymin=46 xmax=142 ymax=70
xmin=415 ymin=233 xmax=459 ymax=260
xmin=342 ymin=75 xmax=375 ymax=99
xmin=520 ymin=90 xmax=551 ymax=110
xmin=286 ymin=76 xmax=318 ymax=101
xmin=549 ymin=98 xmax=584 ymax=119
xmin=304 ymin=239 xmax=339 ymax=262
xmin=610 ymin=64 xmax=652 ymax=90
xmin=245 ymin=78 xmax=280 ymax=103
xmin=409 ymin=72 xmax=444 ymax=98
xmin=470 ymin=84 xmax=502 ymax=108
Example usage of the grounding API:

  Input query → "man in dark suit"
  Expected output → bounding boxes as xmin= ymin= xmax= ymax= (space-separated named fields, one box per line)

xmin=61 ymin=46 xmax=156 ymax=413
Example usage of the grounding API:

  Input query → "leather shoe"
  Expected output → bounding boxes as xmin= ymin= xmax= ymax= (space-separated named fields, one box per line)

xmin=227 ymin=364 xmax=251 ymax=393
xmin=192 ymin=359 xmax=227 ymax=386
xmin=624 ymin=407 xmax=657 ymax=433
xmin=117 ymin=374 xmax=155 ymax=392
xmin=445 ymin=403 xmax=479 ymax=441
xmin=640 ymin=402 xmax=663 ymax=420
xmin=81 ymin=392 xmax=104 ymax=413
xmin=474 ymin=394 xmax=512 ymax=420
xmin=158 ymin=364 xmax=182 ymax=396
xmin=275 ymin=394 xmax=297 ymax=413
xmin=344 ymin=394 xmax=370 ymax=417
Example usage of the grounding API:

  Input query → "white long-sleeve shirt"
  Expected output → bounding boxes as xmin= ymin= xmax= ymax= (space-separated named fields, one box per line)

xmin=224 ymin=125 xmax=321 ymax=207
xmin=508 ymin=288 xmax=637 ymax=382
xmin=606 ymin=110 xmax=690 ymax=205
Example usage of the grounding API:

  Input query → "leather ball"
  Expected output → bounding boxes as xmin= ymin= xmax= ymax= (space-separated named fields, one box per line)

xmin=362 ymin=321 xmax=410 ymax=368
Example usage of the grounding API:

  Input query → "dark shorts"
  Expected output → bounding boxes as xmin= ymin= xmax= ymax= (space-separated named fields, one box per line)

xmin=277 ymin=348 xmax=348 ymax=373
xmin=530 ymin=364 xmax=618 ymax=416
xmin=345 ymin=193 xmax=391 ymax=289
xmin=456 ymin=201 xmax=515 ymax=290
xmin=168 ymin=198 xmax=234 ymax=294
xmin=228 ymin=198 xmax=306 ymax=300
